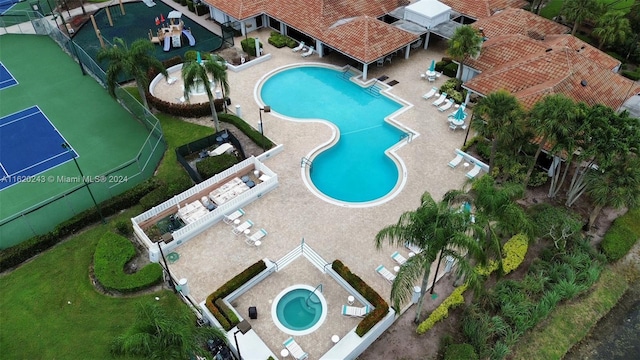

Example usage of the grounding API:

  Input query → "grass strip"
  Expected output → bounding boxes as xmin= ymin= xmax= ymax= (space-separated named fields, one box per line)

xmin=511 ymin=267 xmax=628 ymax=360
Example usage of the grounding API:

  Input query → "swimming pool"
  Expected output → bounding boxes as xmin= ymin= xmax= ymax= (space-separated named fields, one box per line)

xmin=271 ymin=285 xmax=327 ymax=336
xmin=260 ymin=66 xmax=408 ymax=204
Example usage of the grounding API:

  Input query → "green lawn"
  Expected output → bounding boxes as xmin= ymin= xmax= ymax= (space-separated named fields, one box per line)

xmin=0 ymin=103 xmax=215 ymax=358
xmin=540 ymin=0 xmax=634 ymax=19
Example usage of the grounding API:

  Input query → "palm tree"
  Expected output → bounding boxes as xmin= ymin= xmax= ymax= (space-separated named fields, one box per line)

xmin=523 ymin=94 xmax=577 ymax=188
xmin=111 ymin=301 xmax=227 ymax=359
xmin=561 ymin=0 xmax=600 ymax=35
xmin=447 ymin=26 xmax=483 ymax=81
xmin=472 ymin=90 xmax=525 ymax=174
xmin=182 ymin=53 xmax=230 ymax=132
xmin=374 ymin=192 xmax=482 ymax=323
xmin=592 ymin=11 xmax=631 ymax=49
xmin=97 ymin=37 xmax=167 ymax=110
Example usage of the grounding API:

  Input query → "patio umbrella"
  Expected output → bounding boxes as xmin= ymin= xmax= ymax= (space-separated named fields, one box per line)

xmin=160 ymin=13 xmax=165 ymax=23
xmin=197 ymin=51 xmax=201 ymax=64
xmin=451 ymin=106 xmax=466 ymax=121
xmin=428 ymin=59 xmax=436 ymax=72
xmin=168 ymin=10 xmax=182 ymax=19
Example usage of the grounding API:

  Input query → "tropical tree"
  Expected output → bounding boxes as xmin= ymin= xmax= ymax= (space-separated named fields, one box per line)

xmin=592 ymin=11 xmax=631 ymax=49
xmin=448 ymin=26 xmax=483 ymax=81
xmin=560 ymin=0 xmax=599 ymax=35
xmin=97 ymin=37 xmax=167 ymax=109
xmin=523 ymin=94 xmax=578 ymax=188
xmin=472 ymin=90 xmax=526 ymax=173
xmin=111 ymin=301 xmax=227 ymax=359
xmin=374 ymin=192 xmax=483 ymax=323
xmin=182 ymin=53 xmax=230 ymax=132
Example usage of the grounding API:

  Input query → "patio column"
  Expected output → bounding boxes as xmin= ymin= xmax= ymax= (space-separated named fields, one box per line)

xmin=240 ymin=22 xmax=247 ymax=37
xmin=362 ymin=63 xmax=368 ymax=81
xmin=464 ymin=91 xmax=471 ymax=105
xmin=424 ymin=32 xmax=431 ymax=50
xmin=404 ymin=45 xmax=410 ymax=59
xmin=315 ymin=40 xmax=323 ymax=57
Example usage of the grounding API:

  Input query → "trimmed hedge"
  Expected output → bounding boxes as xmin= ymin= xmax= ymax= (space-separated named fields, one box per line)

xmin=621 ymin=70 xmax=640 ymax=81
xmin=196 ymin=153 xmax=239 ymax=180
xmin=445 ymin=343 xmax=478 ymax=360
xmin=218 ymin=113 xmax=273 ymax=150
xmin=601 ymin=209 xmax=640 ymax=262
xmin=93 ymin=232 xmax=163 ymax=292
xmin=332 ymin=260 xmax=389 ymax=337
xmin=240 ymin=38 xmax=263 ymax=57
xmin=0 ymin=178 xmax=161 ymax=272
xmin=195 ymin=4 xmax=208 ymax=16
xmin=205 ymin=260 xmax=267 ymax=330
xmin=268 ymin=32 xmax=296 ymax=48
xmin=443 ymin=62 xmax=458 ymax=78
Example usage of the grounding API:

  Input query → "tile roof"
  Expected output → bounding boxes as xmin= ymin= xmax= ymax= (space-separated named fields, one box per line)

xmin=464 ymin=47 xmax=640 ymax=110
xmin=471 ymin=8 xmax=570 ymax=38
xmin=202 ymin=0 xmax=417 ymax=63
xmin=542 ymin=34 xmax=621 ymax=71
xmin=438 ymin=0 xmax=528 ymax=20
xmin=465 ymin=34 xmax=549 ymax=71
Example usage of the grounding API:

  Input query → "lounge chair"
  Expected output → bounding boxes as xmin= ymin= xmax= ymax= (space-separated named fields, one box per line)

xmin=438 ymin=99 xmax=454 ymax=112
xmin=166 ymin=77 xmax=177 ymax=85
xmin=283 ymin=337 xmax=308 ymax=360
xmin=376 ymin=265 xmax=396 ymax=283
xmin=232 ymin=220 xmax=253 ymax=235
xmin=432 ymin=93 xmax=447 ymax=106
xmin=301 ymin=46 xmax=314 ymax=57
xmin=391 ymin=251 xmax=407 ymax=265
xmin=405 ymin=242 xmax=423 ymax=254
xmin=223 ymin=208 xmax=245 ymax=224
xmin=245 ymin=228 xmax=267 ymax=245
xmin=449 ymin=123 xmax=459 ymax=131
xmin=422 ymin=87 xmax=437 ymax=99
xmin=342 ymin=305 xmax=370 ymax=317
xmin=448 ymin=154 xmax=464 ymax=168
xmin=466 ymin=164 xmax=482 ymax=179
xmin=292 ymin=41 xmax=305 ymax=52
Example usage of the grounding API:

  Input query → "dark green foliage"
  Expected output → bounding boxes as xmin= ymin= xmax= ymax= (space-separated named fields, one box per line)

xmin=435 ymin=60 xmax=449 ymax=72
xmin=529 ymin=204 xmax=582 ymax=250
xmin=621 ymin=70 xmax=640 ymax=81
xmin=268 ymin=32 xmax=296 ymax=48
xmin=139 ymin=177 xmax=193 ymax=211
xmin=179 ymin=0 xmax=186 ymax=6
xmin=195 ymin=4 xmax=208 ymax=16
xmin=332 ymin=260 xmax=389 ymax=337
xmin=218 ymin=113 xmax=274 ymax=150
xmin=601 ymin=221 xmax=638 ymax=262
xmin=444 ymin=343 xmax=478 ymax=360
xmin=443 ymin=62 xmax=458 ymax=78
xmin=114 ymin=219 xmax=133 ymax=237
xmin=0 ymin=179 xmax=161 ymax=271
xmin=93 ymin=232 xmax=162 ymax=293
xmin=205 ymin=260 xmax=267 ymax=330
xmin=186 ymin=0 xmax=195 ymax=12
xmin=196 ymin=153 xmax=239 ymax=180
xmin=241 ymin=38 xmax=263 ymax=57
xmin=439 ymin=78 xmax=462 ymax=95
xmin=528 ymin=168 xmax=549 ymax=187
xmin=184 ymin=50 xmax=198 ymax=62
xmin=475 ymin=139 xmax=491 ymax=161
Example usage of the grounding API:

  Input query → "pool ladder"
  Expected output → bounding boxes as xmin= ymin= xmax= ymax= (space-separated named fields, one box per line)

xmin=301 ymin=157 xmax=313 ymax=170
xmin=305 ymin=284 xmax=323 ymax=308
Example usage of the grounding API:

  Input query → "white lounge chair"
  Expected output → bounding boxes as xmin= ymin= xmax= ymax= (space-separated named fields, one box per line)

xmin=342 ymin=305 xmax=370 ymax=317
xmin=405 ymin=242 xmax=423 ymax=254
xmin=283 ymin=337 xmax=308 ymax=360
xmin=438 ymin=99 xmax=454 ymax=112
xmin=432 ymin=93 xmax=447 ymax=106
xmin=376 ymin=265 xmax=396 ymax=283
xmin=391 ymin=251 xmax=407 ymax=265
xmin=245 ymin=228 xmax=267 ymax=245
xmin=449 ymin=123 xmax=459 ymax=131
xmin=448 ymin=154 xmax=464 ymax=168
xmin=292 ymin=41 xmax=305 ymax=52
xmin=232 ymin=220 xmax=253 ymax=235
xmin=422 ymin=87 xmax=437 ymax=99
xmin=166 ymin=77 xmax=177 ymax=85
xmin=301 ymin=46 xmax=314 ymax=57
xmin=223 ymin=208 xmax=245 ymax=224
xmin=466 ymin=164 xmax=482 ymax=179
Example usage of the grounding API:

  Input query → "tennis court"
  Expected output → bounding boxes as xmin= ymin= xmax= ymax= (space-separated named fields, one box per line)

xmin=0 ymin=61 xmax=17 ymax=88
xmin=0 ymin=34 xmax=164 ymax=249
xmin=0 ymin=106 xmax=77 ymax=191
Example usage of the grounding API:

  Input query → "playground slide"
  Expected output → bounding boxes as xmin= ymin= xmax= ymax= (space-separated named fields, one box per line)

xmin=182 ymin=30 xmax=196 ymax=46
xmin=163 ymin=36 xmax=170 ymax=52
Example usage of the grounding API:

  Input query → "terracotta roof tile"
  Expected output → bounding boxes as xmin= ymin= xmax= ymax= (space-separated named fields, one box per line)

xmin=542 ymin=34 xmax=621 ymax=71
xmin=466 ymin=34 xmax=549 ymax=71
xmin=438 ymin=0 xmax=527 ymax=20
xmin=472 ymin=8 xmax=569 ymax=38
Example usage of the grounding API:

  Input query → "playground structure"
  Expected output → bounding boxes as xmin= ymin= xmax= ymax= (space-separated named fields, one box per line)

xmin=148 ymin=11 xmax=195 ymax=52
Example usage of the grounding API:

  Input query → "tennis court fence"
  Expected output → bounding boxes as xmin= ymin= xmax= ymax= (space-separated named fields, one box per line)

xmin=0 ymin=11 xmax=168 ymax=247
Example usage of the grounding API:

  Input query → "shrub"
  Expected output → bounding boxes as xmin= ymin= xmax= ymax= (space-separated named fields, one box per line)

xmin=184 ymin=50 xmax=198 ymax=62
xmin=621 ymin=70 xmax=640 ymax=81
xmin=114 ymin=219 xmax=133 ymax=237
xmin=268 ymin=32 xmax=294 ymax=48
xmin=528 ymin=168 xmax=549 ymax=187
xmin=439 ymin=78 xmax=462 ymax=94
xmin=195 ymin=4 xmax=208 ymax=16
xmin=332 ymin=260 xmax=389 ymax=337
xmin=93 ymin=232 xmax=163 ymax=293
xmin=186 ymin=0 xmax=194 ymax=12
xmin=196 ymin=153 xmax=239 ymax=179
xmin=443 ymin=62 xmax=458 ymax=78
xmin=417 ymin=284 xmax=468 ymax=334
xmin=445 ymin=343 xmax=478 ymax=360
xmin=435 ymin=59 xmax=450 ymax=72
xmin=502 ymin=234 xmax=528 ymax=274
xmin=218 ymin=113 xmax=273 ymax=150
xmin=475 ymin=140 xmax=491 ymax=161
xmin=241 ymin=38 xmax=263 ymax=57
xmin=601 ymin=221 xmax=638 ymax=262
xmin=448 ymin=90 xmax=464 ymax=104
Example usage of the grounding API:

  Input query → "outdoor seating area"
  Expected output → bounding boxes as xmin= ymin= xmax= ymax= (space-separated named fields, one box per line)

xmin=447 ymin=149 xmax=489 ymax=180
xmin=342 ymin=305 xmax=370 ymax=317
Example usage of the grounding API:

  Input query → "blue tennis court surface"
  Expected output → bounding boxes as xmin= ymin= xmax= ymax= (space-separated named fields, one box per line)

xmin=0 ymin=0 xmax=19 ymax=15
xmin=0 ymin=61 xmax=18 ymax=89
xmin=0 ymin=106 xmax=77 ymax=190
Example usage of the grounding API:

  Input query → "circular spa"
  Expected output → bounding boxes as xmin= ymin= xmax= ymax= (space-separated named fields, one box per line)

xmin=272 ymin=285 xmax=327 ymax=336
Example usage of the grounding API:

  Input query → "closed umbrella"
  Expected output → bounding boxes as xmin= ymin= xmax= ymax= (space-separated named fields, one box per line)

xmin=449 ymin=106 xmax=467 ymax=123
xmin=428 ymin=59 xmax=436 ymax=72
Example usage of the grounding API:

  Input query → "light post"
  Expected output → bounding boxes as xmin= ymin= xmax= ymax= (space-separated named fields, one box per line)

xmin=258 ymin=105 xmax=270 ymax=150
xmin=61 ymin=142 xmax=105 ymax=224
xmin=233 ymin=320 xmax=252 ymax=360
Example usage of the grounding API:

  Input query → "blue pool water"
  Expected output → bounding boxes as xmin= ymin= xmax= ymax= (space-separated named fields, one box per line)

xmin=276 ymin=288 xmax=322 ymax=331
xmin=260 ymin=66 xmax=405 ymax=203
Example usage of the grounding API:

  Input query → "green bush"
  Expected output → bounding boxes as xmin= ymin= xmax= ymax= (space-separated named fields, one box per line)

xmin=435 ymin=60 xmax=450 ymax=72
xmin=179 ymin=0 xmax=186 ymax=6
xmin=601 ymin=220 xmax=638 ymax=262
xmin=114 ymin=219 xmax=133 ymax=237
xmin=93 ymin=232 xmax=163 ymax=293
xmin=439 ymin=78 xmax=462 ymax=94
xmin=332 ymin=260 xmax=389 ymax=337
xmin=205 ymin=260 xmax=267 ymax=330
xmin=0 ymin=179 xmax=161 ymax=272
xmin=448 ymin=90 xmax=464 ymax=104
xmin=621 ymin=70 xmax=640 ymax=81
xmin=196 ymin=153 xmax=239 ymax=179
xmin=443 ymin=62 xmax=458 ymax=78
xmin=218 ymin=113 xmax=274 ymax=150
xmin=475 ymin=140 xmax=491 ymax=161
xmin=417 ymin=284 xmax=468 ymax=334
xmin=195 ymin=4 xmax=208 ymax=16
xmin=528 ymin=168 xmax=549 ymax=187
xmin=184 ymin=50 xmax=198 ymax=62
xmin=445 ymin=343 xmax=478 ymax=360
xmin=240 ymin=38 xmax=263 ymax=57
xmin=268 ymin=32 xmax=293 ymax=48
